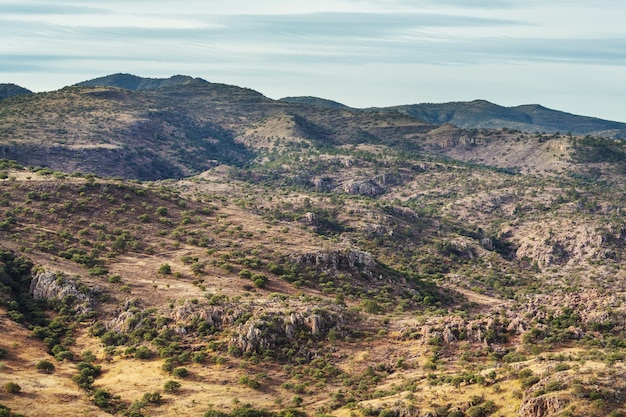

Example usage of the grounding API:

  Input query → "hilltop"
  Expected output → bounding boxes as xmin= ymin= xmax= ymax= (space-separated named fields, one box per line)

xmin=0 ymin=84 xmax=32 ymax=101
xmin=0 ymin=75 xmax=626 ymax=417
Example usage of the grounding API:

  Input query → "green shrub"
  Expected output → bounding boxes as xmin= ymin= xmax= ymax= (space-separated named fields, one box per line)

xmin=521 ymin=375 xmax=541 ymax=389
xmin=158 ymin=263 xmax=172 ymax=275
xmin=4 ymin=382 xmax=21 ymax=394
xmin=204 ymin=410 xmax=229 ymax=417
xmin=239 ymin=269 xmax=252 ymax=279
xmin=108 ymin=274 xmax=122 ymax=284
xmin=134 ymin=346 xmax=154 ymax=360
xmin=163 ymin=380 xmax=181 ymax=393
xmin=239 ymin=376 xmax=261 ymax=390
xmin=36 ymin=360 xmax=56 ymax=374
xmin=502 ymin=351 xmax=526 ymax=363
xmin=172 ymin=367 xmax=189 ymax=378
xmin=360 ymin=299 xmax=380 ymax=314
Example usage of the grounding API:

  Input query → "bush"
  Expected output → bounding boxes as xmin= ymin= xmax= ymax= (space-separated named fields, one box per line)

xmin=134 ymin=346 xmax=154 ymax=360
xmin=0 ymin=347 xmax=7 ymax=359
xmin=502 ymin=351 xmax=526 ymax=363
xmin=4 ymin=382 xmax=21 ymax=394
xmin=521 ymin=375 xmax=541 ymax=389
xmin=36 ymin=360 xmax=56 ymax=374
xmin=204 ymin=410 xmax=229 ymax=417
xmin=164 ymin=380 xmax=181 ymax=393
xmin=361 ymin=299 xmax=380 ymax=314
xmin=93 ymin=388 xmax=112 ymax=408
xmin=253 ymin=275 xmax=268 ymax=289
xmin=108 ymin=274 xmax=122 ymax=284
xmin=239 ymin=269 xmax=252 ymax=279
xmin=517 ymin=368 xmax=534 ymax=379
xmin=172 ymin=367 xmax=189 ymax=378
xmin=239 ymin=376 xmax=261 ymax=390
xmin=158 ymin=263 xmax=172 ymax=275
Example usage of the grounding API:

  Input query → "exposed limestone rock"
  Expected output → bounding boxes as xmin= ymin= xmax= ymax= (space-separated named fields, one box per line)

xmin=341 ymin=179 xmax=384 ymax=197
xmin=480 ymin=237 xmax=495 ymax=250
xmin=364 ymin=223 xmax=390 ymax=237
xmin=290 ymin=249 xmax=377 ymax=278
xmin=383 ymin=205 xmax=419 ymax=220
xmin=230 ymin=309 xmax=341 ymax=354
xmin=312 ymin=177 xmax=333 ymax=192
xmin=303 ymin=212 xmax=318 ymax=225
xmin=443 ymin=326 xmax=456 ymax=344
xmin=29 ymin=271 xmax=96 ymax=314
xmin=518 ymin=395 xmax=569 ymax=417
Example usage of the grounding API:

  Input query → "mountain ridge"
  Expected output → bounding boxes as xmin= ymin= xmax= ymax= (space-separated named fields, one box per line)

xmin=71 ymin=74 xmax=626 ymax=137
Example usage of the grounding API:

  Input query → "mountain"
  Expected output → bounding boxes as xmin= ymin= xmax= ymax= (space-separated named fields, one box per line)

xmin=0 ymin=83 xmax=32 ymax=100
xmin=392 ymin=99 xmax=626 ymax=138
xmin=278 ymin=96 xmax=351 ymax=109
xmin=75 ymin=73 xmax=201 ymax=90
xmin=2 ymin=74 xmax=626 ymax=417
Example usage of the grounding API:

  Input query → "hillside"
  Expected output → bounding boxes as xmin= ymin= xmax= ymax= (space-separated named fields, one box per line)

xmin=1 ymin=75 xmax=626 ymax=417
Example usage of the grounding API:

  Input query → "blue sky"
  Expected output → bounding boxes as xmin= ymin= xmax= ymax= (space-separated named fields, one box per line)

xmin=1 ymin=0 xmax=625 ymax=122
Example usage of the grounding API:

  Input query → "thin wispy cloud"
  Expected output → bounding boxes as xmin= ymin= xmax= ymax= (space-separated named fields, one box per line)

xmin=0 ymin=0 xmax=624 ymax=121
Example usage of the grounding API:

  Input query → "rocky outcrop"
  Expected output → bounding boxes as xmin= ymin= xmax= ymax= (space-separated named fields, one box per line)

xmin=518 ymin=395 xmax=569 ymax=417
xmin=312 ymin=177 xmax=334 ymax=192
xmin=290 ymin=249 xmax=376 ymax=274
xmin=341 ymin=179 xmax=384 ymax=197
xmin=29 ymin=271 xmax=97 ymax=315
xmin=230 ymin=308 xmax=341 ymax=354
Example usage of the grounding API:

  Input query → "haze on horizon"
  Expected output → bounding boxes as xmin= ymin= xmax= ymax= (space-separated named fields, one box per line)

xmin=1 ymin=0 xmax=625 ymax=122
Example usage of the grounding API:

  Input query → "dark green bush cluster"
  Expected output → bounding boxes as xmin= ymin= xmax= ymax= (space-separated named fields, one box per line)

xmin=72 ymin=360 xmax=102 ymax=390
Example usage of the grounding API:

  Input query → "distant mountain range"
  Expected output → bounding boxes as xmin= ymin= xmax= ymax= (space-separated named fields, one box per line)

xmin=390 ymin=100 xmax=626 ymax=138
xmin=279 ymin=95 xmax=626 ymax=138
xmin=1 ymin=73 xmax=618 ymax=138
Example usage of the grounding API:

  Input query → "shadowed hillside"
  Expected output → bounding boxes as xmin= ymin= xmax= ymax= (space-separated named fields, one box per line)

xmin=0 ymin=83 xmax=32 ymax=100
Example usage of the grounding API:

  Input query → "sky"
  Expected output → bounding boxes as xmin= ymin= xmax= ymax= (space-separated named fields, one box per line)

xmin=1 ymin=0 xmax=625 ymax=122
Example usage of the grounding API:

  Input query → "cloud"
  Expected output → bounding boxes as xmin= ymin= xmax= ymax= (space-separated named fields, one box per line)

xmin=1 ymin=0 xmax=625 ymax=121
xmin=0 ymin=2 xmax=107 ymax=15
